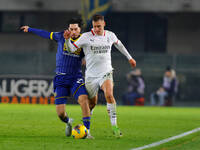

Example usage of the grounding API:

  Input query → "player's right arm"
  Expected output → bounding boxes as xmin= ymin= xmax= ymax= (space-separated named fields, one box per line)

xmin=111 ymin=32 xmax=136 ymax=68
xmin=20 ymin=26 xmax=60 ymax=41
xmin=64 ymin=30 xmax=87 ymax=52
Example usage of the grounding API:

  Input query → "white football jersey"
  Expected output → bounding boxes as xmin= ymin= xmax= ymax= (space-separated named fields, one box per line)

xmin=67 ymin=29 xmax=132 ymax=77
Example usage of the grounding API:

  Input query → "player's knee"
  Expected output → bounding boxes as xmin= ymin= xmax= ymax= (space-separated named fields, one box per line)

xmin=105 ymin=93 xmax=114 ymax=101
xmin=78 ymin=95 xmax=89 ymax=106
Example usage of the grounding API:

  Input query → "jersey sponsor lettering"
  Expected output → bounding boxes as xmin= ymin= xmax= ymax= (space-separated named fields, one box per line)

xmin=91 ymin=45 xmax=110 ymax=54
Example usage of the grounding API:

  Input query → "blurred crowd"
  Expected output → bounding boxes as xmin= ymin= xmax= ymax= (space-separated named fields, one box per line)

xmin=122 ymin=66 xmax=178 ymax=106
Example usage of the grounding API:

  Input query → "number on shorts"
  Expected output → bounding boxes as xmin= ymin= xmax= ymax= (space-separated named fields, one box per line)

xmin=77 ymin=78 xmax=83 ymax=84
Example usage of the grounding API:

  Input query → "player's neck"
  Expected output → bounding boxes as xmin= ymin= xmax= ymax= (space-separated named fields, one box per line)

xmin=94 ymin=30 xmax=104 ymax=36
xmin=71 ymin=35 xmax=80 ymax=40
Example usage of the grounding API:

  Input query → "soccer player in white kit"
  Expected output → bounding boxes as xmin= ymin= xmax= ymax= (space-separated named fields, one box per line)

xmin=64 ymin=14 xmax=136 ymax=138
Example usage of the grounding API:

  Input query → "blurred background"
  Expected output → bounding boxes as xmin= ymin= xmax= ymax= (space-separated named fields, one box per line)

xmin=0 ymin=0 xmax=200 ymax=106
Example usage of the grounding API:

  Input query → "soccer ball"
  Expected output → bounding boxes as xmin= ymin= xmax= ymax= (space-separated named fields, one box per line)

xmin=72 ymin=124 xmax=88 ymax=139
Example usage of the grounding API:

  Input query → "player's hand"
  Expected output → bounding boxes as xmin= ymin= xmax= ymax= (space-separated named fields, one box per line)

xmin=63 ymin=30 xmax=71 ymax=39
xmin=129 ymin=58 xmax=136 ymax=68
xmin=81 ymin=58 xmax=86 ymax=66
xmin=20 ymin=26 xmax=29 ymax=32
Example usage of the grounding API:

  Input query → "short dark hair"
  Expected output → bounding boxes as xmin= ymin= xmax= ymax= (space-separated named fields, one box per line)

xmin=67 ymin=17 xmax=83 ymax=29
xmin=92 ymin=14 xmax=104 ymax=22
xmin=166 ymin=66 xmax=172 ymax=71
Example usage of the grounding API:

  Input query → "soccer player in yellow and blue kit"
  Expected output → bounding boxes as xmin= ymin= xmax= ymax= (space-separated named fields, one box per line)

xmin=20 ymin=18 xmax=93 ymax=138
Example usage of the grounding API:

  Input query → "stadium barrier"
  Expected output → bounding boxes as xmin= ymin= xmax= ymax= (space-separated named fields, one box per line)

xmin=1 ymin=52 xmax=200 ymax=106
xmin=0 ymin=75 xmax=55 ymax=104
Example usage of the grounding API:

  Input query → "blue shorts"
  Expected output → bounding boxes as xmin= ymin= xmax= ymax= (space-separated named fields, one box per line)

xmin=53 ymin=74 xmax=88 ymax=105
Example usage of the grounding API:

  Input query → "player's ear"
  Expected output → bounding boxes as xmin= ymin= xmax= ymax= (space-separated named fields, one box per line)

xmin=104 ymin=21 xmax=106 ymax=27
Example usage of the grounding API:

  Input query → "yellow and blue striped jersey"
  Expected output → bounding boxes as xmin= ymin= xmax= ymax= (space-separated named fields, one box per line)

xmin=28 ymin=28 xmax=84 ymax=75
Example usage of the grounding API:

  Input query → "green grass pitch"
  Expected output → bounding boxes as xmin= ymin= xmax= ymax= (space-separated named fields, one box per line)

xmin=0 ymin=104 xmax=200 ymax=150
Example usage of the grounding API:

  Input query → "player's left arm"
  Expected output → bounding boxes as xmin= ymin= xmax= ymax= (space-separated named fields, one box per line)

xmin=20 ymin=25 xmax=62 ymax=41
xmin=20 ymin=26 xmax=51 ymax=39
xmin=112 ymin=33 xmax=136 ymax=68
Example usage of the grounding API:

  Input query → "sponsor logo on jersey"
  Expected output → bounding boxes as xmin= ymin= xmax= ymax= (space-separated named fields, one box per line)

xmin=90 ymin=39 xmax=94 ymax=42
xmin=91 ymin=45 xmax=110 ymax=51
xmin=91 ymin=45 xmax=111 ymax=54
xmin=90 ymin=45 xmax=110 ymax=54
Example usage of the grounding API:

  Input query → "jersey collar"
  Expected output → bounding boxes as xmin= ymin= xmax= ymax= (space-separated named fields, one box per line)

xmin=91 ymin=29 xmax=105 ymax=36
xmin=70 ymin=34 xmax=82 ymax=42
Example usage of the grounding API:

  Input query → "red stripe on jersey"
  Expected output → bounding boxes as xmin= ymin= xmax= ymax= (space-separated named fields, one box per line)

xmin=91 ymin=30 xmax=95 ymax=36
xmin=73 ymin=43 xmax=79 ymax=48
xmin=115 ymin=40 xmax=119 ymax=44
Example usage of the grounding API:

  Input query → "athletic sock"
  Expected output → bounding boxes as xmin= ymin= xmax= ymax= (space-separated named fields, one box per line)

xmin=107 ymin=103 xmax=117 ymax=126
xmin=61 ymin=116 xmax=69 ymax=124
xmin=83 ymin=117 xmax=91 ymax=130
xmin=90 ymin=109 xmax=94 ymax=116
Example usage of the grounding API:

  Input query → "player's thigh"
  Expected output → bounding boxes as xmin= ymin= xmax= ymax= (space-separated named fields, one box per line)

xmin=100 ymin=72 xmax=114 ymax=96
xmin=77 ymin=94 xmax=89 ymax=106
xmin=85 ymin=77 xmax=99 ymax=99
xmin=101 ymin=80 xmax=114 ymax=95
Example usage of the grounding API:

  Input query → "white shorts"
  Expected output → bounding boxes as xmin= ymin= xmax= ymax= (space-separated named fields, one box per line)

xmin=85 ymin=72 xmax=113 ymax=99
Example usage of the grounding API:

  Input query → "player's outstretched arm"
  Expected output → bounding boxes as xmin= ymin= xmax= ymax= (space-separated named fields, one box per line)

xmin=20 ymin=25 xmax=51 ymax=39
xmin=21 ymin=26 xmax=29 ymax=32
xmin=129 ymin=58 xmax=136 ymax=68
xmin=114 ymin=40 xmax=136 ymax=68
